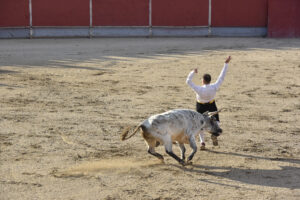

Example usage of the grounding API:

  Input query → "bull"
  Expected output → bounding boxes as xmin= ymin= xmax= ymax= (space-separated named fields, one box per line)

xmin=121 ymin=109 xmax=222 ymax=165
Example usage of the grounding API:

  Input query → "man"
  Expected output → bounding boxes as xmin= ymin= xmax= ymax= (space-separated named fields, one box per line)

xmin=186 ymin=56 xmax=231 ymax=150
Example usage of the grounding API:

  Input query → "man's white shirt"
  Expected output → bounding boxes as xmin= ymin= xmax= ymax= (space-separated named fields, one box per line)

xmin=186 ymin=63 xmax=228 ymax=103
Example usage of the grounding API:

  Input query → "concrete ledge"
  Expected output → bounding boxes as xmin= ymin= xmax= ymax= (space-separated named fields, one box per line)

xmin=0 ymin=27 xmax=268 ymax=38
xmin=152 ymin=27 xmax=209 ymax=37
xmin=32 ymin=27 xmax=89 ymax=38
xmin=92 ymin=27 xmax=149 ymax=37
xmin=0 ymin=28 xmax=30 ymax=38
xmin=211 ymin=27 xmax=267 ymax=37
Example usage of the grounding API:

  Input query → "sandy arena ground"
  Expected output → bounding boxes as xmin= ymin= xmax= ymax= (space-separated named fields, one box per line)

xmin=0 ymin=38 xmax=300 ymax=200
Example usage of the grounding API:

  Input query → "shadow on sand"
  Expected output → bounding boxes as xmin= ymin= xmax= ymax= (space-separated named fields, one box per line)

xmin=173 ymin=150 xmax=300 ymax=189
xmin=1 ymin=38 xmax=300 ymax=72
xmin=207 ymin=149 xmax=300 ymax=165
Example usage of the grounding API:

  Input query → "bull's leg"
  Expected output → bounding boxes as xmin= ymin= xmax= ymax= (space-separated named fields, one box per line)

xmin=143 ymin=131 xmax=164 ymax=161
xmin=165 ymin=142 xmax=185 ymax=166
xmin=199 ymin=131 xmax=206 ymax=150
xmin=178 ymin=143 xmax=186 ymax=161
xmin=211 ymin=135 xmax=218 ymax=146
xmin=148 ymin=147 xmax=164 ymax=161
xmin=187 ymin=137 xmax=197 ymax=162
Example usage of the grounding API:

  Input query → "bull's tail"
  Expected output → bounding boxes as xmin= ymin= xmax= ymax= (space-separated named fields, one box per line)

xmin=121 ymin=125 xmax=141 ymax=141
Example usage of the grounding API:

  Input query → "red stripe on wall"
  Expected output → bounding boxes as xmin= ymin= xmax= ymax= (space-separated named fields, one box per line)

xmin=32 ymin=0 xmax=89 ymax=26
xmin=0 ymin=0 xmax=29 ymax=27
xmin=152 ymin=0 xmax=209 ymax=26
xmin=93 ymin=0 xmax=149 ymax=26
xmin=268 ymin=0 xmax=300 ymax=37
xmin=212 ymin=0 xmax=268 ymax=27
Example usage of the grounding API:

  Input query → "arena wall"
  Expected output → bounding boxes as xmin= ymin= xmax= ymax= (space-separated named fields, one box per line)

xmin=0 ymin=0 xmax=298 ymax=38
xmin=152 ymin=0 xmax=208 ymax=26
xmin=211 ymin=0 xmax=268 ymax=27
xmin=32 ymin=0 xmax=90 ymax=26
xmin=0 ymin=0 xmax=29 ymax=27
xmin=268 ymin=0 xmax=300 ymax=38
xmin=93 ymin=0 xmax=149 ymax=26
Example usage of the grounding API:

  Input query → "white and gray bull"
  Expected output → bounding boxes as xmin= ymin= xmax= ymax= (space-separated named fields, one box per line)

xmin=121 ymin=109 xmax=222 ymax=165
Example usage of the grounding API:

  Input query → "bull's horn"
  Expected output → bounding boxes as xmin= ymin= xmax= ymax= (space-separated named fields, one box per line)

xmin=203 ymin=111 xmax=209 ymax=116
xmin=208 ymin=111 xmax=219 ymax=116
xmin=208 ymin=109 xmax=223 ymax=116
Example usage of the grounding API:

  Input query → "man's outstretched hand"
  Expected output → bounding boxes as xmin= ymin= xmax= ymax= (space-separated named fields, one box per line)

xmin=225 ymin=56 xmax=231 ymax=63
xmin=193 ymin=56 xmax=230 ymax=73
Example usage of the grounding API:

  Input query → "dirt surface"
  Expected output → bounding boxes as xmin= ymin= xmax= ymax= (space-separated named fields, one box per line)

xmin=0 ymin=38 xmax=300 ymax=200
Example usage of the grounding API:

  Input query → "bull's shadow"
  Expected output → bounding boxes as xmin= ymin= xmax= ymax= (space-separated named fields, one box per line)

xmin=206 ymin=149 xmax=300 ymax=165
xmin=174 ymin=150 xmax=300 ymax=189
xmin=188 ymin=165 xmax=300 ymax=189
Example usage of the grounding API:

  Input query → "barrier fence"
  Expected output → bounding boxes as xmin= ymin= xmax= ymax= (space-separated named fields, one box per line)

xmin=0 ymin=0 xmax=298 ymax=38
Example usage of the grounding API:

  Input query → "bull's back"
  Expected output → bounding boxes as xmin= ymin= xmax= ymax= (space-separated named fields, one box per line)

xmin=142 ymin=109 xmax=200 ymax=136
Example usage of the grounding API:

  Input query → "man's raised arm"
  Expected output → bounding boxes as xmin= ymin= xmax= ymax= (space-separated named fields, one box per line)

xmin=214 ymin=56 xmax=231 ymax=90
xmin=186 ymin=68 xmax=199 ymax=92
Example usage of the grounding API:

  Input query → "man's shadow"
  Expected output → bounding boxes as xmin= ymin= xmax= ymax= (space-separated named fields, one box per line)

xmin=174 ymin=150 xmax=300 ymax=189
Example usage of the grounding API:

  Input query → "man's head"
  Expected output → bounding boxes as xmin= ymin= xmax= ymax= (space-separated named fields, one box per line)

xmin=202 ymin=74 xmax=211 ymax=85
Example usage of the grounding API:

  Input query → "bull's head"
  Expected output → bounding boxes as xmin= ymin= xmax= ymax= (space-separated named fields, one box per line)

xmin=202 ymin=111 xmax=222 ymax=136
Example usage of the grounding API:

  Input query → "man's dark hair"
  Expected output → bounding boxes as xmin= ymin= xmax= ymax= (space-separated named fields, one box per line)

xmin=203 ymin=74 xmax=211 ymax=84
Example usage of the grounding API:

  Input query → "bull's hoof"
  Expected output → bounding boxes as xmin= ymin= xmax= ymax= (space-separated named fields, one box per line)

xmin=186 ymin=160 xmax=193 ymax=165
xmin=179 ymin=160 xmax=186 ymax=166
xmin=155 ymin=141 xmax=161 ymax=147
xmin=200 ymin=142 xmax=206 ymax=150
xmin=211 ymin=135 xmax=218 ymax=146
